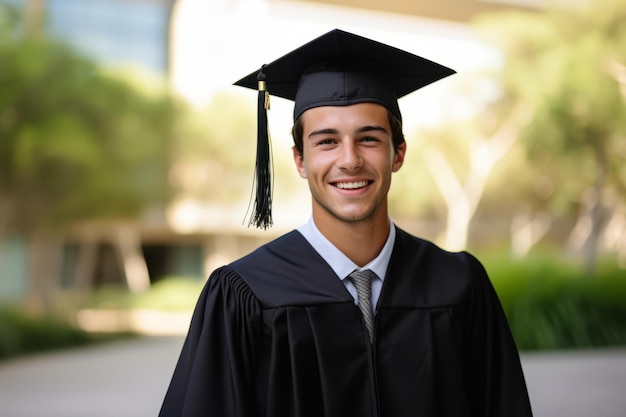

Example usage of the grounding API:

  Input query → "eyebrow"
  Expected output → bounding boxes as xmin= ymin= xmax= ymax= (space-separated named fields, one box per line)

xmin=357 ymin=125 xmax=389 ymax=134
xmin=308 ymin=128 xmax=338 ymax=139
xmin=307 ymin=125 xmax=389 ymax=139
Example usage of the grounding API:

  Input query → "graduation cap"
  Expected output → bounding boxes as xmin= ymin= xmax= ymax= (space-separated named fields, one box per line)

xmin=234 ymin=28 xmax=455 ymax=229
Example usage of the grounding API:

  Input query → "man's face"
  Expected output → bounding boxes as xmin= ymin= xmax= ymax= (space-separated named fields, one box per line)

xmin=293 ymin=102 xmax=406 ymax=226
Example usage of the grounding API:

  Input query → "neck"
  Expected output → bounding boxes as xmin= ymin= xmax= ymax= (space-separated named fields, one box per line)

xmin=314 ymin=211 xmax=390 ymax=267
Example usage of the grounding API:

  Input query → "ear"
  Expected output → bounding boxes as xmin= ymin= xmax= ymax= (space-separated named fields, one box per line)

xmin=292 ymin=146 xmax=308 ymax=179
xmin=392 ymin=141 xmax=406 ymax=173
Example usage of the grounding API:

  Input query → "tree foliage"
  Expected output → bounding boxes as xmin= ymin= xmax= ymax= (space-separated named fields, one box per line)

xmin=0 ymin=5 xmax=177 ymax=234
xmin=474 ymin=0 xmax=626 ymax=268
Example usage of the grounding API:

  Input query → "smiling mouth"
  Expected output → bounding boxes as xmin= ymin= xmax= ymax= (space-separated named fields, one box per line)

xmin=333 ymin=181 xmax=370 ymax=190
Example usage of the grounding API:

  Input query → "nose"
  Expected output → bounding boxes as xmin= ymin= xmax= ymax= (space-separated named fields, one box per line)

xmin=337 ymin=141 xmax=362 ymax=171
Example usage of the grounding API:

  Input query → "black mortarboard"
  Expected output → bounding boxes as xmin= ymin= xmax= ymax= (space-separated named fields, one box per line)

xmin=234 ymin=29 xmax=455 ymax=229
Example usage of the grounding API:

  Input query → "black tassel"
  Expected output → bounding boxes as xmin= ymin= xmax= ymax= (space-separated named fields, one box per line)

xmin=246 ymin=67 xmax=273 ymax=229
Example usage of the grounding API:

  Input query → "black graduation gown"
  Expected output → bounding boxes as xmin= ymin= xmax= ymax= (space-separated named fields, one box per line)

xmin=159 ymin=227 xmax=533 ymax=417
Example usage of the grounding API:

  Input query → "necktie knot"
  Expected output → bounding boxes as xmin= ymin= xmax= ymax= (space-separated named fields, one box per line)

xmin=348 ymin=269 xmax=376 ymax=344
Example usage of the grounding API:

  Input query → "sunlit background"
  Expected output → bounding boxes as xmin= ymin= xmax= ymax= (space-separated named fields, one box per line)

xmin=0 ymin=0 xmax=625 ymax=416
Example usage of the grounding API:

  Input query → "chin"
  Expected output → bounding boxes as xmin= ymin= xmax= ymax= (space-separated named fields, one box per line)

xmin=332 ymin=209 xmax=379 ymax=224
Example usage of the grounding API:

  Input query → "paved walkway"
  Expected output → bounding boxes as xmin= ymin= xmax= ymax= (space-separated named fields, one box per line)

xmin=0 ymin=336 xmax=625 ymax=417
xmin=0 ymin=337 xmax=181 ymax=417
xmin=522 ymin=348 xmax=626 ymax=417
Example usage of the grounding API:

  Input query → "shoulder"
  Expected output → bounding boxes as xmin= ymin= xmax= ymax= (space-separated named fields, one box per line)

xmin=392 ymin=226 xmax=479 ymax=272
xmin=200 ymin=265 xmax=259 ymax=312
xmin=230 ymin=230 xmax=318 ymax=277
xmin=384 ymin=227 xmax=489 ymax=307
xmin=227 ymin=231 xmax=351 ymax=308
xmin=233 ymin=230 xmax=311 ymax=265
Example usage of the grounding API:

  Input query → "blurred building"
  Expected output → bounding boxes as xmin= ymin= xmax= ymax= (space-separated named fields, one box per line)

xmin=0 ymin=0 xmax=541 ymax=301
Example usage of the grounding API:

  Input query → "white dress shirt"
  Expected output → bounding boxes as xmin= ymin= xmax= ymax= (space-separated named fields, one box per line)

xmin=297 ymin=217 xmax=395 ymax=311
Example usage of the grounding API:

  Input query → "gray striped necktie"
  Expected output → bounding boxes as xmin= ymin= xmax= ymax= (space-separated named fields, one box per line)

xmin=348 ymin=269 xmax=375 ymax=344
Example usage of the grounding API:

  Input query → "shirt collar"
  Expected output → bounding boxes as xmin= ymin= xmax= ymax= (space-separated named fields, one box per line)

xmin=297 ymin=217 xmax=395 ymax=281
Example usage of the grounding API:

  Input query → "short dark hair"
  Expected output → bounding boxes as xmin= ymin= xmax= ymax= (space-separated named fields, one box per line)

xmin=291 ymin=109 xmax=405 ymax=156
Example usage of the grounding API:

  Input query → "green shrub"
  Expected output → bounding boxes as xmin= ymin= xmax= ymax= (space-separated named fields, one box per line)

xmin=0 ymin=308 xmax=93 ymax=360
xmin=483 ymin=253 xmax=626 ymax=351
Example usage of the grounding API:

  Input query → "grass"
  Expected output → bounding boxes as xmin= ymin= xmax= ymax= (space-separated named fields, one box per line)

xmin=86 ymin=276 xmax=205 ymax=312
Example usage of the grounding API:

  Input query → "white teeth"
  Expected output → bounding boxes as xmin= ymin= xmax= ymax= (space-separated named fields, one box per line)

xmin=335 ymin=181 xmax=368 ymax=189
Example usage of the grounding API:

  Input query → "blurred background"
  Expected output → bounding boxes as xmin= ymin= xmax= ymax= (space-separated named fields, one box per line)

xmin=0 ymin=0 xmax=625 ymax=402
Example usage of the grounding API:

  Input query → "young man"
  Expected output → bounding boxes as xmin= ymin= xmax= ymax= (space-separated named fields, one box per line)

xmin=159 ymin=29 xmax=533 ymax=417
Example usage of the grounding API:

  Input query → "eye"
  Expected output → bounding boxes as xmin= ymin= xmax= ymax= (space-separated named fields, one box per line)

xmin=360 ymin=136 xmax=380 ymax=143
xmin=316 ymin=138 xmax=337 ymax=146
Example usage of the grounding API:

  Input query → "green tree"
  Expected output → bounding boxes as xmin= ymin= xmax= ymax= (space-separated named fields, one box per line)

xmin=475 ymin=0 xmax=626 ymax=273
xmin=0 ymin=5 xmax=177 ymax=306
